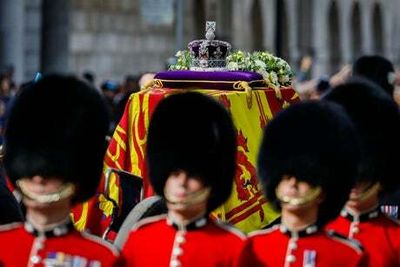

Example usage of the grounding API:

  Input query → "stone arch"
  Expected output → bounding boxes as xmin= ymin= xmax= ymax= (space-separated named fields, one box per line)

xmin=372 ymin=3 xmax=384 ymax=55
xmin=351 ymin=2 xmax=362 ymax=60
xmin=328 ymin=0 xmax=340 ymax=74
xmin=251 ymin=0 xmax=264 ymax=50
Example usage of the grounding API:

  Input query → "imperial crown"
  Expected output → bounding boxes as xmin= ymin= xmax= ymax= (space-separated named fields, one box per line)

xmin=188 ymin=21 xmax=232 ymax=71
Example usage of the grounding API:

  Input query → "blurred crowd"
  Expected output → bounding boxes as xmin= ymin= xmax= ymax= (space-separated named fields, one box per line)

xmin=295 ymin=55 xmax=400 ymax=103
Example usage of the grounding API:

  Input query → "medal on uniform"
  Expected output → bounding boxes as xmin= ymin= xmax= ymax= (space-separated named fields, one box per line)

xmin=303 ymin=250 xmax=316 ymax=267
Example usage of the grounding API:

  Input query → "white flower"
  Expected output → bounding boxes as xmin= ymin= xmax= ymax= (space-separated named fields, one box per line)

xmin=279 ymin=75 xmax=290 ymax=84
xmin=254 ymin=60 xmax=266 ymax=70
xmin=269 ymin=71 xmax=278 ymax=84
xmin=259 ymin=70 xmax=269 ymax=80
xmin=227 ymin=62 xmax=239 ymax=71
xmin=276 ymin=60 xmax=284 ymax=69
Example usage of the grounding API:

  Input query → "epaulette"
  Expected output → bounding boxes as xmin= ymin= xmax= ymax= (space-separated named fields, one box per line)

xmin=0 ymin=222 xmax=22 ymax=232
xmin=81 ymin=231 xmax=120 ymax=256
xmin=214 ymin=220 xmax=246 ymax=240
xmin=326 ymin=230 xmax=364 ymax=253
xmin=130 ymin=214 xmax=167 ymax=232
xmin=248 ymin=224 xmax=280 ymax=238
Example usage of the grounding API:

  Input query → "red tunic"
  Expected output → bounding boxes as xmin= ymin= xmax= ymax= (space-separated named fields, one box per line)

xmin=326 ymin=208 xmax=400 ymax=266
xmin=0 ymin=221 xmax=122 ymax=267
xmin=121 ymin=215 xmax=246 ymax=267
xmin=238 ymin=224 xmax=366 ymax=267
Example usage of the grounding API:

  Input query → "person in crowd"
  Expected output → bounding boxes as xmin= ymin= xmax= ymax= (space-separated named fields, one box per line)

xmin=121 ymin=92 xmax=246 ymax=266
xmin=393 ymin=69 xmax=400 ymax=105
xmin=239 ymin=101 xmax=365 ymax=266
xmin=82 ymin=71 xmax=96 ymax=86
xmin=0 ymin=74 xmax=122 ymax=266
xmin=0 ymin=74 xmax=14 ymax=145
xmin=295 ymin=64 xmax=352 ymax=100
xmin=296 ymin=54 xmax=313 ymax=83
xmin=352 ymin=55 xmax=395 ymax=97
xmin=101 ymin=80 xmax=120 ymax=134
xmin=114 ymin=75 xmax=140 ymax=122
xmin=324 ymin=78 xmax=400 ymax=266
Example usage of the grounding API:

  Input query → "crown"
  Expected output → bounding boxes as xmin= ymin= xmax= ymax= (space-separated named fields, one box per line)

xmin=188 ymin=21 xmax=232 ymax=71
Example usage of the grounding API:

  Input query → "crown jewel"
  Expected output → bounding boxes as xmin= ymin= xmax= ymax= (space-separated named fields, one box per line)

xmin=188 ymin=21 xmax=232 ymax=71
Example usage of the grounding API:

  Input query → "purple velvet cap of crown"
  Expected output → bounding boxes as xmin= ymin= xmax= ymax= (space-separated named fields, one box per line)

xmin=154 ymin=70 xmax=265 ymax=90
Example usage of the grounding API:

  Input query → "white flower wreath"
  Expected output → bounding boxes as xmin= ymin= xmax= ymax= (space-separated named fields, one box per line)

xmin=169 ymin=50 xmax=293 ymax=88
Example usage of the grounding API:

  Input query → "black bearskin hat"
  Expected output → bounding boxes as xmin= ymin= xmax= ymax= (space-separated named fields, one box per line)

xmin=146 ymin=92 xmax=236 ymax=213
xmin=257 ymin=101 xmax=360 ymax=226
xmin=323 ymin=78 xmax=400 ymax=194
xmin=4 ymin=74 xmax=109 ymax=203
xmin=353 ymin=55 xmax=395 ymax=96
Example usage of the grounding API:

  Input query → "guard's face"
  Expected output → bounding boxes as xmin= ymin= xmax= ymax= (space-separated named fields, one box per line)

xmin=276 ymin=175 xmax=322 ymax=210
xmin=346 ymin=181 xmax=380 ymax=210
xmin=18 ymin=176 xmax=73 ymax=209
xmin=164 ymin=170 xmax=208 ymax=213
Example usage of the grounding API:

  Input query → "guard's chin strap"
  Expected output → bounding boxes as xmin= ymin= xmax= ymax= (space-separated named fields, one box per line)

xmin=276 ymin=186 xmax=322 ymax=206
xmin=349 ymin=182 xmax=381 ymax=202
xmin=164 ymin=187 xmax=211 ymax=207
xmin=17 ymin=180 xmax=75 ymax=204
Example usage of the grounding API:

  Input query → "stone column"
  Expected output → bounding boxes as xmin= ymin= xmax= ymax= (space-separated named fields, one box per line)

xmin=41 ymin=0 xmax=70 ymax=74
xmin=396 ymin=0 xmax=400 ymax=64
xmin=216 ymin=0 xmax=233 ymax=42
xmin=360 ymin=1 xmax=373 ymax=55
xmin=260 ymin=0 xmax=275 ymax=52
xmin=232 ymin=0 xmax=252 ymax=51
xmin=286 ymin=0 xmax=300 ymax=67
xmin=382 ymin=1 xmax=394 ymax=59
xmin=337 ymin=0 xmax=353 ymax=65
xmin=312 ymin=0 xmax=330 ymax=76
xmin=0 ymin=0 xmax=24 ymax=83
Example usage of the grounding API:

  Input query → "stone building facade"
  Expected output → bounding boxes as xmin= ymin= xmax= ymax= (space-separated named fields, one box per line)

xmin=1 ymin=0 xmax=399 ymax=84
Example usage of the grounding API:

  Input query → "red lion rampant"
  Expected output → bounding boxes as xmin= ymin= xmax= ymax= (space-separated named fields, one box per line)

xmin=235 ymin=130 xmax=259 ymax=201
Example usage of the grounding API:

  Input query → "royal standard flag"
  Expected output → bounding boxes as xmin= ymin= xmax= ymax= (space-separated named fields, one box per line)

xmin=72 ymin=82 xmax=299 ymax=237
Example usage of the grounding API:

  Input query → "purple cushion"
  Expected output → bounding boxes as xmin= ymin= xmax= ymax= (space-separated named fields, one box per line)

xmin=154 ymin=70 xmax=265 ymax=90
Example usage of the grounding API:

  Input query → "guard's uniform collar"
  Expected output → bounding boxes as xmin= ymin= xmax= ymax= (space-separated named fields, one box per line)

xmin=341 ymin=206 xmax=380 ymax=222
xmin=24 ymin=218 xmax=74 ymax=238
xmin=167 ymin=215 xmax=208 ymax=231
xmin=279 ymin=223 xmax=319 ymax=238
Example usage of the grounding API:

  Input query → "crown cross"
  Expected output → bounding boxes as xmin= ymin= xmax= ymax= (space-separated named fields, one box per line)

xmin=205 ymin=21 xmax=216 ymax=41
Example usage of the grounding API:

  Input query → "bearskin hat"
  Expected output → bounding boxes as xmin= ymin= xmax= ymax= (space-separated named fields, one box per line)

xmin=146 ymin=92 xmax=236 ymax=213
xmin=323 ymin=77 xmax=400 ymax=194
xmin=4 ymin=74 xmax=109 ymax=203
xmin=353 ymin=55 xmax=395 ymax=96
xmin=257 ymin=101 xmax=360 ymax=226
